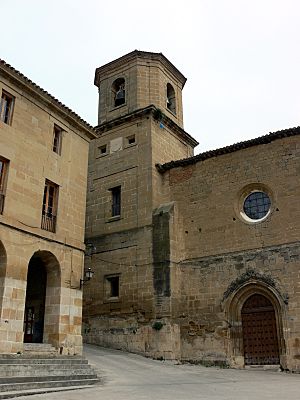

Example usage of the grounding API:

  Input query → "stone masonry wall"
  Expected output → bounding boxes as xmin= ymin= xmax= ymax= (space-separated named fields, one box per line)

xmin=0 ymin=70 xmax=91 ymax=354
xmin=84 ymin=102 xmax=194 ymax=358
xmin=161 ymin=135 xmax=300 ymax=370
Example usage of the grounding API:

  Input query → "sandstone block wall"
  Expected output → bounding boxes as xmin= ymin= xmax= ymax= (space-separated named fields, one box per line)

xmin=0 ymin=67 xmax=92 ymax=354
xmin=84 ymin=100 xmax=195 ymax=357
xmin=161 ymin=135 xmax=300 ymax=370
xmin=95 ymin=52 xmax=185 ymax=128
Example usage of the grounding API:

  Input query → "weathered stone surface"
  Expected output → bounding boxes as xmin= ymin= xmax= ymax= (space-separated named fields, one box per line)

xmin=0 ymin=61 xmax=94 ymax=355
xmin=84 ymin=51 xmax=300 ymax=371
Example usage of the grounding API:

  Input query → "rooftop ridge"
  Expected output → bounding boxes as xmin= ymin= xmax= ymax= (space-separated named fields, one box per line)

xmin=94 ymin=50 xmax=187 ymax=87
xmin=0 ymin=59 xmax=96 ymax=138
xmin=156 ymin=126 xmax=300 ymax=172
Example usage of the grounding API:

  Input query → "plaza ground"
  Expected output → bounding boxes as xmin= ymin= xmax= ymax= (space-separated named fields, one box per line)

xmin=15 ymin=344 xmax=300 ymax=400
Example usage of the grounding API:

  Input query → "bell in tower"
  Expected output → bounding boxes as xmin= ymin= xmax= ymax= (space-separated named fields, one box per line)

xmin=113 ymin=79 xmax=125 ymax=107
xmin=94 ymin=50 xmax=186 ymax=127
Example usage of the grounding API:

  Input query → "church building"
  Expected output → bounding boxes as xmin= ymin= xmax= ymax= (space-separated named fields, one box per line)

xmin=84 ymin=50 xmax=300 ymax=371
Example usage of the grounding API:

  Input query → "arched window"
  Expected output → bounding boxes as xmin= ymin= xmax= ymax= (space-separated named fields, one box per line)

xmin=166 ymin=83 xmax=176 ymax=114
xmin=112 ymin=78 xmax=125 ymax=107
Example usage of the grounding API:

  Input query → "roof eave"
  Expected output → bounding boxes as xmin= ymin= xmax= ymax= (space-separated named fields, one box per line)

xmin=0 ymin=60 xmax=97 ymax=141
xmin=156 ymin=126 xmax=300 ymax=172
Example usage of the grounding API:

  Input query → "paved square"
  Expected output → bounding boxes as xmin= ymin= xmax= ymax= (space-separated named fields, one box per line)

xmin=17 ymin=345 xmax=300 ymax=400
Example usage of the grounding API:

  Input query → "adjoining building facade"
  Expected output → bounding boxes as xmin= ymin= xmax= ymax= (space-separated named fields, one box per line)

xmin=0 ymin=60 xmax=96 ymax=355
xmin=83 ymin=50 xmax=300 ymax=371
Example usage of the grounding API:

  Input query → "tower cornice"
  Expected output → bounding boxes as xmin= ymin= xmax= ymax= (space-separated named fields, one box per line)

xmin=94 ymin=105 xmax=199 ymax=148
xmin=94 ymin=50 xmax=187 ymax=88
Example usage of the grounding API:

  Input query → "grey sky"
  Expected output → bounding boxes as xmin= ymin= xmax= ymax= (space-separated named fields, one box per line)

xmin=1 ymin=0 xmax=300 ymax=153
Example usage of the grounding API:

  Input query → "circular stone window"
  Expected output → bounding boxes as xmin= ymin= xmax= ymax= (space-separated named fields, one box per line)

xmin=242 ymin=191 xmax=271 ymax=222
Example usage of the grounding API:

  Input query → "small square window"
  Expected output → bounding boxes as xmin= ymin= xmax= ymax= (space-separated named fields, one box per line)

xmin=126 ymin=135 xmax=136 ymax=146
xmin=99 ymin=144 xmax=107 ymax=155
xmin=0 ymin=90 xmax=15 ymax=125
xmin=53 ymin=125 xmax=63 ymax=155
xmin=106 ymin=275 xmax=120 ymax=298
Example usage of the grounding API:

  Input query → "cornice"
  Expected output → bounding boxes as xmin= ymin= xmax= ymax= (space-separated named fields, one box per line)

xmin=94 ymin=105 xmax=198 ymax=148
xmin=156 ymin=126 xmax=300 ymax=173
xmin=94 ymin=50 xmax=186 ymax=88
xmin=0 ymin=59 xmax=97 ymax=140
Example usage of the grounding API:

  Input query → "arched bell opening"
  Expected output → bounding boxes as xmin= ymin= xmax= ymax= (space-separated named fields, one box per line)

xmin=226 ymin=282 xmax=287 ymax=368
xmin=24 ymin=251 xmax=61 ymax=345
xmin=112 ymin=78 xmax=125 ymax=107
xmin=166 ymin=83 xmax=176 ymax=114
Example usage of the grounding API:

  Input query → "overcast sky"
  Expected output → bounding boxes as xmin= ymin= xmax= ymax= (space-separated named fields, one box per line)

xmin=1 ymin=0 xmax=300 ymax=153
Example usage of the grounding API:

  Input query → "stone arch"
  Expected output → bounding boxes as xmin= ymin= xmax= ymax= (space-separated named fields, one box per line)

xmin=0 ymin=240 xmax=7 ymax=313
xmin=224 ymin=280 xmax=288 ymax=368
xmin=166 ymin=83 xmax=176 ymax=114
xmin=112 ymin=77 xmax=125 ymax=107
xmin=25 ymin=250 xmax=61 ymax=346
xmin=0 ymin=239 xmax=7 ymax=277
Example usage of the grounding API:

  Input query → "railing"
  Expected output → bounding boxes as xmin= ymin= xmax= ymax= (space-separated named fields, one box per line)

xmin=0 ymin=193 xmax=4 ymax=214
xmin=41 ymin=213 xmax=56 ymax=233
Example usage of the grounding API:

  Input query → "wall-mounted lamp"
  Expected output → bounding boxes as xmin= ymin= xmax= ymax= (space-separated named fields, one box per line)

xmin=80 ymin=267 xmax=94 ymax=289
xmin=85 ymin=243 xmax=96 ymax=257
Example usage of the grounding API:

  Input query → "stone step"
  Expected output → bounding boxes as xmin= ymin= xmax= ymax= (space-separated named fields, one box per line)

xmin=0 ymin=354 xmax=99 ymax=395
xmin=245 ymin=364 xmax=281 ymax=371
xmin=0 ymin=385 xmax=92 ymax=400
xmin=23 ymin=344 xmax=57 ymax=354
xmin=0 ymin=378 xmax=99 ymax=393
xmin=0 ymin=354 xmax=83 ymax=359
xmin=23 ymin=344 xmax=54 ymax=349
xmin=0 ymin=374 xmax=97 ymax=385
xmin=0 ymin=365 xmax=94 ymax=377
xmin=0 ymin=357 xmax=88 ymax=365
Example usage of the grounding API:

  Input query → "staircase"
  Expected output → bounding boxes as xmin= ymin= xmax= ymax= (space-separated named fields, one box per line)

xmin=23 ymin=343 xmax=57 ymax=355
xmin=0 ymin=344 xmax=99 ymax=398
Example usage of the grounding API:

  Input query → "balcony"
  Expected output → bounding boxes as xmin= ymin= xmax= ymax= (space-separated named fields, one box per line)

xmin=41 ymin=213 xmax=56 ymax=233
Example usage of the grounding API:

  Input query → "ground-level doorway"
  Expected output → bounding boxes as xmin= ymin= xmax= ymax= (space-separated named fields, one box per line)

xmin=24 ymin=254 xmax=47 ymax=343
xmin=241 ymin=293 xmax=280 ymax=365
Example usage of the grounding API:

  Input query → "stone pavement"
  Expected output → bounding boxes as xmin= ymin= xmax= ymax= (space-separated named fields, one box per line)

xmin=16 ymin=344 xmax=300 ymax=400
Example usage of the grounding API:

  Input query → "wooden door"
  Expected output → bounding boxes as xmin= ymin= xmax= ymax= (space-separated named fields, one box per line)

xmin=24 ymin=307 xmax=34 ymax=343
xmin=242 ymin=294 xmax=280 ymax=365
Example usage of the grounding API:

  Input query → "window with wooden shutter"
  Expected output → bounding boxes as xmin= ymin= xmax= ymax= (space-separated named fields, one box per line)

xmin=0 ymin=157 xmax=9 ymax=214
xmin=41 ymin=180 xmax=59 ymax=232
xmin=0 ymin=90 xmax=15 ymax=125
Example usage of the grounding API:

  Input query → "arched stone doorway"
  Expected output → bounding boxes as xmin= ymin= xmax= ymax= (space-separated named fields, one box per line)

xmin=0 ymin=240 xmax=6 ymax=271
xmin=241 ymin=294 xmax=280 ymax=365
xmin=24 ymin=251 xmax=61 ymax=345
xmin=0 ymin=239 xmax=7 ymax=313
xmin=225 ymin=281 xmax=287 ymax=368
xmin=24 ymin=255 xmax=47 ymax=342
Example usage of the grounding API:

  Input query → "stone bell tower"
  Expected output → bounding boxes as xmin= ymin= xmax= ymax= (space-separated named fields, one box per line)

xmin=94 ymin=50 xmax=186 ymax=128
xmin=84 ymin=50 xmax=198 ymax=359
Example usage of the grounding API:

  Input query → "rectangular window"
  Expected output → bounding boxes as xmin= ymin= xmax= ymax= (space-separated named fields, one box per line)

xmin=41 ymin=180 xmax=59 ymax=233
xmin=111 ymin=186 xmax=121 ymax=217
xmin=99 ymin=144 xmax=107 ymax=155
xmin=53 ymin=125 xmax=63 ymax=155
xmin=0 ymin=157 xmax=9 ymax=214
xmin=0 ymin=90 xmax=15 ymax=125
xmin=107 ymin=275 xmax=120 ymax=298
xmin=126 ymin=135 xmax=136 ymax=146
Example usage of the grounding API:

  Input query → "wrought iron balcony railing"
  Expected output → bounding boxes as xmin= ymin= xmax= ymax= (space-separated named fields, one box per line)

xmin=41 ymin=213 xmax=56 ymax=233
